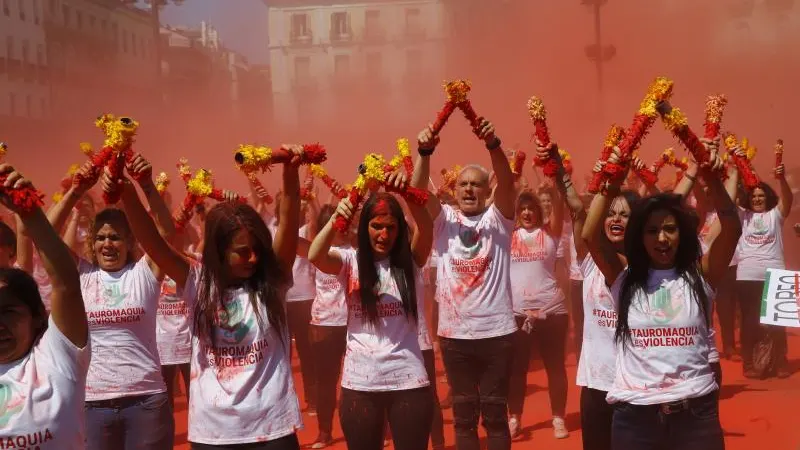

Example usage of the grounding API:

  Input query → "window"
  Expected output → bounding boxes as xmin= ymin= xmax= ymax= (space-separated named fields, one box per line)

xmin=25 ymin=95 xmax=32 ymax=117
xmin=9 ymin=93 xmax=16 ymax=116
xmin=76 ymin=10 xmax=82 ymax=29
xmin=48 ymin=0 xmax=55 ymax=15
xmin=40 ymin=98 xmax=47 ymax=116
xmin=140 ymin=37 xmax=147 ymax=58
xmin=290 ymin=13 xmax=309 ymax=37
xmin=61 ymin=4 xmax=69 ymax=26
xmin=37 ymin=44 xmax=44 ymax=65
xmin=17 ymin=0 xmax=24 ymax=21
xmin=334 ymin=54 xmax=350 ymax=77
xmin=122 ymin=30 xmax=128 ymax=52
xmin=21 ymin=40 xmax=28 ymax=62
xmin=406 ymin=48 xmax=422 ymax=72
xmin=331 ymin=12 xmax=349 ymax=35
xmin=405 ymin=8 xmax=422 ymax=36
xmin=111 ymin=22 xmax=118 ymax=42
xmin=131 ymin=34 xmax=137 ymax=56
xmin=2 ymin=0 xmax=9 ymax=17
xmin=6 ymin=36 xmax=13 ymax=60
xmin=89 ymin=14 xmax=95 ymax=29
xmin=366 ymin=52 xmax=382 ymax=75
xmin=294 ymin=56 xmax=311 ymax=84
xmin=100 ymin=19 xmax=107 ymax=32
xmin=33 ymin=0 xmax=39 ymax=24
xmin=365 ymin=10 xmax=381 ymax=39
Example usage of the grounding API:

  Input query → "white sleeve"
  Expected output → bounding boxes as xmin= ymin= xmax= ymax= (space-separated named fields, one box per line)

xmin=37 ymin=316 xmax=91 ymax=382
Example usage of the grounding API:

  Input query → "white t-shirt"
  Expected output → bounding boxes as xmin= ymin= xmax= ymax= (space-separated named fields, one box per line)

xmin=156 ymin=276 xmax=191 ymax=365
xmin=80 ymin=257 xmax=165 ymax=401
xmin=0 ymin=319 xmax=90 ymax=450
xmin=286 ymin=225 xmax=316 ymax=302
xmin=567 ymin=221 xmax=583 ymax=281
xmin=509 ymin=227 xmax=566 ymax=316
xmin=310 ymin=246 xmax=349 ymax=327
xmin=736 ymin=208 xmax=785 ymax=281
xmin=433 ymin=204 xmax=517 ymax=339
xmin=187 ymin=268 xmax=302 ymax=445
xmin=606 ymin=269 xmax=717 ymax=405
xmin=340 ymin=248 xmax=429 ymax=391
xmin=575 ymin=256 xmax=617 ymax=392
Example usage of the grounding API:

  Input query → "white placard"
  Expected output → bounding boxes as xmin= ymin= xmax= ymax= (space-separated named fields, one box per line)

xmin=760 ymin=268 xmax=800 ymax=328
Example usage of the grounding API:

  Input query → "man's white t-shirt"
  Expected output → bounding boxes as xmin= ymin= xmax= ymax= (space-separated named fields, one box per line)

xmin=606 ymin=269 xmax=717 ymax=405
xmin=310 ymin=246 xmax=349 ymax=327
xmin=509 ymin=227 xmax=566 ymax=316
xmin=186 ymin=267 xmax=302 ymax=445
xmin=736 ymin=208 xmax=785 ymax=281
xmin=0 ymin=318 xmax=91 ymax=449
xmin=575 ymin=256 xmax=617 ymax=392
xmin=156 ymin=276 xmax=191 ymax=365
xmin=80 ymin=257 xmax=165 ymax=401
xmin=339 ymin=248 xmax=429 ymax=391
xmin=433 ymin=204 xmax=517 ymax=339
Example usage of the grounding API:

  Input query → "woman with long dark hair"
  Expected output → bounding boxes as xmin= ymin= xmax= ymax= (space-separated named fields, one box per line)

xmin=0 ymin=164 xmax=88 ymax=449
xmin=736 ymin=169 xmax=793 ymax=379
xmin=507 ymin=180 xmax=569 ymax=440
xmin=47 ymin=156 xmax=177 ymax=450
xmin=308 ymin=173 xmax=434 ymax=450
xmin=584 ymin=140 xmax=740 ymax=449
xmin=72 ymin=146 xmax=306 ymax=449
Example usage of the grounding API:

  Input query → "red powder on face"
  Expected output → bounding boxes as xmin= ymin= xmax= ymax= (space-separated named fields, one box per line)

xmin=372 ymin=199 xmax=391 ymax=216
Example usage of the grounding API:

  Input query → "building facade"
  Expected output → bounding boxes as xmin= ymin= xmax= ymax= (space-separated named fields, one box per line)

xmin=43 ymin=0 xmax=157 ymax=135
xmin=0 ymin=0 xmax=50 ymax=137
xmin=266 ymin=0 xmax=446 ymax=129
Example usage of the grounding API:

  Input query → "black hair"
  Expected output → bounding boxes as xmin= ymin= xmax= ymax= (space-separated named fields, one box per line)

xmin=194 ymin=202 xmax=289 ymax=349
xmin=86 ymin=208 xmax=135 ymax=265
xmin=615 ymin=193 xmax=710 ymax=346
xmin=356 ymin=193 xmax=418 ymax=326
xmin=743 ymin=182 xmax=779 ymax=212
xmin=0 ymin=221 xmax=16 ymax=258
xmin=0 ymin=268 xmax=47 ymax=341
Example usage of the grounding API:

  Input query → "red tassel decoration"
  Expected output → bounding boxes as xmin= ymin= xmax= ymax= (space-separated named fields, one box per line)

xmin=588 ymin=125 xmax=625 ymax=194
xmin=723 ymin=134 xmax=760 ymax=190
xmin=333 ymin=188 xmax=363 ymax=233
xmin=774 ymin=139 xmax=784 ymax=178
xmin=703 ymin=95 xmax=727 ymax=140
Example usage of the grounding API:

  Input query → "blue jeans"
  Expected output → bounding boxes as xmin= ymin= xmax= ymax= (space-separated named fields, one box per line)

xmin=85 ymin=392 xmax=174 ymax=450
xmin=611 ymin=391 xmax=724 ymax=450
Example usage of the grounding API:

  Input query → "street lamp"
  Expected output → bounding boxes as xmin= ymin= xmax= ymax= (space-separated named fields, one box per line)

xmin=581 ymin=0 xmax=615 ymax=92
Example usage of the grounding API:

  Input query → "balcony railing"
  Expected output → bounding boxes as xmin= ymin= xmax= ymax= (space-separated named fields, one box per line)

xmin=22 ymin=63 xmax=36 ymax=82
xmin=404 ymin=27 xmax=427 ymax=40
xmin=7 ymin=59 xmax=22 ymax=81
xmin=290 ymin=32 xmax=313 ymax=46
xmin=363 ymin=27 xmax=386 ymax=44
xmin=329 ymin=30 xmax=353 ymax=44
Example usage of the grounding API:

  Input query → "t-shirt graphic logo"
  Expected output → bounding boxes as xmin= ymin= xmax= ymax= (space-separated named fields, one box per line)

xmin=217 ymin=299 xmax=255 ymax=345
xmin=102 ymin=280 xmax=127 ymax=308
xmin=160 ymin=277 xmax=180 ymax=303
xmin=651 ymin=285 xmax=682 ymax=325
xmin=0 ymin=383 xmax=25 ymax=426
xmin=458 ymin=226 xmax=482 ymax=257
xmin=751 ymin=216 xmax=768 ymax=236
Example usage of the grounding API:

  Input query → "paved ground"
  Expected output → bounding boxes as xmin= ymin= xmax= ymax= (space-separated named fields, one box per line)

xmin=173 ymin=328 xmax=800 ymax=449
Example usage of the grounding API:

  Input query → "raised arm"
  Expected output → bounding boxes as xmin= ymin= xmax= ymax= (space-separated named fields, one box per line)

xmin=128 ymin=154 xmax=177 ymax=240
xmin=0 ymin=165 xmax=87 ymax=346
xmin=388 ymin=171 xmax=432 ymax=267
xmin=540 ymin=143 xmax=567 ymax=240
xmin=700 ymin=139 xmax=742 ymax=288
xmin=104 ymin=170 xmax=191 ymax=287
xmin=47 ymin=162 xmax=95 ymax=246
xmin=775 ymin=162 xmax=793 ymax=218
xmin=14 ymin=215 xmax=32 ymax=273
xmin=412 ymin=125 xmax=442 ymax=221
xmin=272 ymin=146 xmax=302 ymax=274
xmin=478 ymin=119 xmax=515 ymax=220
xmin=582 ymin=150 xmax=627 ymax=285
xmin=308 ymin=198 xmax=349 ymax=275
xmin=673 ymin=161 xmax=699 ymax=199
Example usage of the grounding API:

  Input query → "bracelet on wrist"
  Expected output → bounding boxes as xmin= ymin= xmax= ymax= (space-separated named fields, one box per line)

xmin=418 ymin=147 xmax=435 ymax=157
xmin=486 ymin=137 xmax=502 ymax=151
